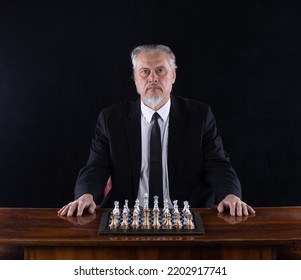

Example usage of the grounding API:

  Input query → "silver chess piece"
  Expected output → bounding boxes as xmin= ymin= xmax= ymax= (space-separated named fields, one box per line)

xmin=134 ymin=199 xmax=140 ymax=216
xmin=123 ymin=199 xmax=130 ymax=215
xmin=143 ymin=193 xmax=149 ymax=210
xmin=153 ymin=196 xmax=160 ymax=212
xmin=163 ymin=199 xmax=169 ymax=215
xmin=112 ymin=201 xmax=120 ymax=216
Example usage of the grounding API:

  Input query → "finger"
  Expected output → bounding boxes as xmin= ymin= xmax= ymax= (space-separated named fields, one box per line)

xmin=229 ymin=202 xmax=237 ymax=216
xmin=88 ymin=202 xmax=96 ymax=214
xmin=76 ymin=200 xmax=86 ymax=217
xmin=236 ymin=202 xmax=243 ymax=217
xmin=67 ymin=202 xmax=79 ymax=217
xmin=58 ymin=205 xmax=69 ymax=216
xmin=217 ymin=202 xmax=225 ymax=213
xmin=247 ymin=205 xmax=256 ymax=214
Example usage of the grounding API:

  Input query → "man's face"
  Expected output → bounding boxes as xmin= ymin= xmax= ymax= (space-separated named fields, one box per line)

xmin=133 ymin=51 xmax=176 ymax=110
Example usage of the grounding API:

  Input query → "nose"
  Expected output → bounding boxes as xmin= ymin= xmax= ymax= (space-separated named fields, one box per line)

xmin=148 ymin=71 xmax=158 ymax=82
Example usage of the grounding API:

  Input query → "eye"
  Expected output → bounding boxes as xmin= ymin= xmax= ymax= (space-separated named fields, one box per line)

xmin=156 ymin=67 xmax=167 ymax=75
xmin=140 ymin=69 xmax=150 ymax=77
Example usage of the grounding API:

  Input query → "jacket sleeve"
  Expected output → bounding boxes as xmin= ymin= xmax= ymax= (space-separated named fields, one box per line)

xmin=74 ymin=110 xmax=111 ymax=204
xmin=202 ymin=106 xmax=242 ymax=203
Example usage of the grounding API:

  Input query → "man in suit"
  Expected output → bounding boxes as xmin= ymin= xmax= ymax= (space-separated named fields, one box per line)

xmin=58 ymin=44 xmax=255 ymax=217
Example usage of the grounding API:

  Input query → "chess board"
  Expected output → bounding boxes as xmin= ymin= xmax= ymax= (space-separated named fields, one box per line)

xmin=98 ymin=210 xmax=205 ymax=235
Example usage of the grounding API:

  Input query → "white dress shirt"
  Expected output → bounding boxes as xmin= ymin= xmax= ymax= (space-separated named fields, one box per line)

xmin=137 ymin=99 xmax=172 ymax=208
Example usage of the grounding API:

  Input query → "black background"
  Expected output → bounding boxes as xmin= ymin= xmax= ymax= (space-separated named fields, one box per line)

xmin=1 ymin=0 xmax=301 ymax=208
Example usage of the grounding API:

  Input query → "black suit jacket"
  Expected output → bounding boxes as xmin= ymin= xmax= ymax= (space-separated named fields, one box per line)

xmin=75 ymin=95 xmax=241 ymax=208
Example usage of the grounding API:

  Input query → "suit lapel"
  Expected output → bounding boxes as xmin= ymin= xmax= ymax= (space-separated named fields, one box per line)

xmin=168 ymin=95 xmax=187 ymax=191
xmin=124 ymin=98 xmax=141 ymax=196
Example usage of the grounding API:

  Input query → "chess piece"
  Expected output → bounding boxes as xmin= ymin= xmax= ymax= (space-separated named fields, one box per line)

xmin=123 ymin=199 xmax=130 ymax=215
xmin=164 ymin=212 xmax=172 ymax=229
xmin=131 ymin=212 xmax=139 ymax=229
xmin=163 ymin=199 xmax=169 ymax=215
xmin=186 ymin=213 xmax=195 ymax=229
xmin=109 ymin=213 xmax=118 ymax=229
xmin=182 ymin=201 xmax=189 ymax=216
xmin=152 ymin=209 xmax=160 ymax=229
xmin=153 ymin=195 xmax=160 ymax=212
xmin=133 ymin=199 xmax=140 ymax=216
xmin=120 ymin=211 xmax=129 ymax=229
xmin=112 ymin=201 xmax=120 ymax=216
xmin=143 ymin=193 xmax=149 ymax=211
xmin=143 ymin=208 xmax=151 ymax=229
xmin=172 ymin=200 xmax=179 ymax=218
xmin=174 ymin=212 xmax=182 ymax=229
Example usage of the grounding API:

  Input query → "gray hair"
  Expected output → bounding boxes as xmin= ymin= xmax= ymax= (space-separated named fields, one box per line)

xmin=131 ymin=44 xmax=178 ymax=71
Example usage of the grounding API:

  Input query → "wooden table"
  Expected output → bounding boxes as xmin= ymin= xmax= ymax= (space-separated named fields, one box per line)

xmin=1 ymin=207 xmax=301 ymax=260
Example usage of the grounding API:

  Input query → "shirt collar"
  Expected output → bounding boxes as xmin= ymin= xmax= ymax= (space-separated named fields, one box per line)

xmin=141 ymin=98 xmax=171 ymax=123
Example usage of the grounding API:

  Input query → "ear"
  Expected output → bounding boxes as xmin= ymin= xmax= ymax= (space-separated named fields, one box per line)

xmin=172 ymin=70 xmax=176 ymax=84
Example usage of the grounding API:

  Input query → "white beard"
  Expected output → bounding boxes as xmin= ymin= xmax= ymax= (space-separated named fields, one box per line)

xmin=144 ymin=96 xmax=164 ymax=109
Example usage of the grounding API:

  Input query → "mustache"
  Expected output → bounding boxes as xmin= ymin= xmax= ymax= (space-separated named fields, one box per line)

xmin=146 ymin=83 xmax=162 ymax=91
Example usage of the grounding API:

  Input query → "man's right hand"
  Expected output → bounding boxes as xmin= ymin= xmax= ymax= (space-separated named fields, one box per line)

xmin=58 ymin=193 xmax=96 ymax=217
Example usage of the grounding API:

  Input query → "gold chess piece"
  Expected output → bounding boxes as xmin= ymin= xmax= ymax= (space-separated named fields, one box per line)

xmin=143 ymin=209 xmax=151 ymax=229
xmin=131 ymin=212 xmax=139 ymax=229
xmin=109 ymin=213 xmax=118 ymax=229
xmin=152 ymin=209 xmax=160 ymax=229
xmin=164 ymin=212 xmax=172 ymax=229
xmin=174 ymin=213 xmax=183 ymax=229
xmin=120 ymin=212 xmax=128 ymax=229
xmin=186 ymin=213 xmax=195 ymax=229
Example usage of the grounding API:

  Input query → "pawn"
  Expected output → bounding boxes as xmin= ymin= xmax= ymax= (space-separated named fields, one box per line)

xmin=131 ymin=212 xmax=139 ymax=229
xmin=123 ymin=199 xmax=130 ymax=215
xmin=112 ymin=201 xmax=120 ymax=216
xmin=109 ymin=213 xmax=118 ymax=229
xmin=120 ymin=211 xmax=129 ymax=229
xmin=186 ymin=213 xmax=195 ymax=229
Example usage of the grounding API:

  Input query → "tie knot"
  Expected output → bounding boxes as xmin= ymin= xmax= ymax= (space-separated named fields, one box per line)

xmin=152 ymin=112 xmax=160 ymax=121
